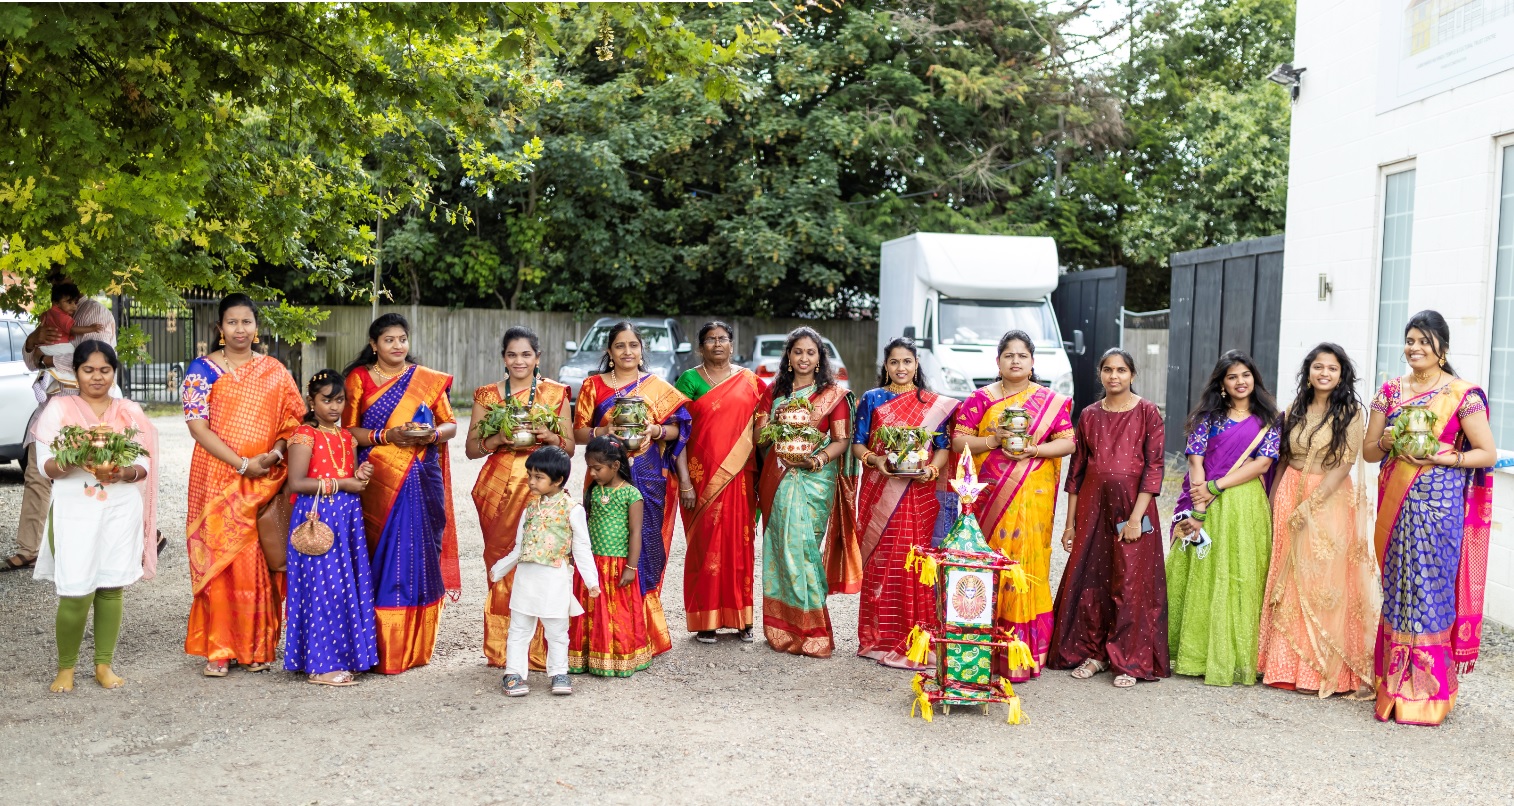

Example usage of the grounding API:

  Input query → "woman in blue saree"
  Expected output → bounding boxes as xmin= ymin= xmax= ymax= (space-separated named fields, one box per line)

xmin=342 ymin=313 xmax=460 ymax=674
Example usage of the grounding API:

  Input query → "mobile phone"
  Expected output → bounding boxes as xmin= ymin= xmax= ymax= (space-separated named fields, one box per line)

xmin=1114 ymin=515 xmax=1153 ymax=534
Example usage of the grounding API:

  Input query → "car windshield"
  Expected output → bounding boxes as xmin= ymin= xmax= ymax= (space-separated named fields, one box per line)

xmin=758 ymin=339 xmax=838 ymax=360
xmin=938 ymin=300 xmax=1057 ymax=346
xmin=580 ymin=325 xmax=673 ymax=353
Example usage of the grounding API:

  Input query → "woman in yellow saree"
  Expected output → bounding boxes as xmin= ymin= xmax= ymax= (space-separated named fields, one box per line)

xmin=342 ymin=313 xmax=461 ymax=675
xmin=182 ymin=295 xmax=306 ymax=677
xmin=466 ymin=327 xmax=573 ymax=669
xmin=951 ymin=330 xmax=1074 ymax=682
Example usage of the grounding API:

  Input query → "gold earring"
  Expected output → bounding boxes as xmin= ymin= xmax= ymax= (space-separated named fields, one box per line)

xmin=253 ymin=333 xmax=260 ymax=344
xmin=217 ymin=333 xmax=224 ymax=347
xmin=1439 ymin=357 xmax=1446 ymax=367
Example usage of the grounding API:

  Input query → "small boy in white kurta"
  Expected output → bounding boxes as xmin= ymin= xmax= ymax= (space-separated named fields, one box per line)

xmin=489 ymin=447 xmax=599 ymax=696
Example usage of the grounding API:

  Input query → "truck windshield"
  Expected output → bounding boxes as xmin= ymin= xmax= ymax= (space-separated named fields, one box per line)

xmin=580 ymin=325 xmax=674 ymax=353
xmin=938 ymin=300 xmax=1056 ymax=346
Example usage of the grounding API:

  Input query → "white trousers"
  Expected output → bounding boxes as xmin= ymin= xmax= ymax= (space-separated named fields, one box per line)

xmin=505 ymin=611 xmax=569 ymax=677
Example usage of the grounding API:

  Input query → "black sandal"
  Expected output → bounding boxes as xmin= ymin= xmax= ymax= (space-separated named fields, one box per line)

xmin=1 ymin=554 xmax=34 ymax=573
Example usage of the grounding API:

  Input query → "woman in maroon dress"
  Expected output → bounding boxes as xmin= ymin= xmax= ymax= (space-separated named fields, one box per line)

xmin=1049 ymin=348 xmax=1170 ymax=688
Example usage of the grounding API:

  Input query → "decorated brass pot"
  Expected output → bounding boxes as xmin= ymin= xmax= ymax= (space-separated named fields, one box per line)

xmin=998 ymin=406 xmax=1030 ymax=434
xmin=1393 ymin=404 xmax=1440 ymax=459
xmin=611 ymin=396 xmax=648 ymax=427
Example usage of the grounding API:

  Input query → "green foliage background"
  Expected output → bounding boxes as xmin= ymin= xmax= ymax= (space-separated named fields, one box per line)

xmin=1 ymin=0 xmax=1295 ymax=332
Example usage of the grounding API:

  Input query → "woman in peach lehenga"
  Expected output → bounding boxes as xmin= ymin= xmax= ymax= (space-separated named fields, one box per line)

xmin=1257 ymin=343 xmax=1380 ymax=696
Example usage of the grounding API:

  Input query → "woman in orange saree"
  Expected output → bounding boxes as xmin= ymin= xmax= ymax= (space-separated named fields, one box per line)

xmin=574 ymin=321 xmax=692 ymax=657
xmin=674 ymin=321 xmax=765 ymax=643
xmin=852 ymin=338 xmax=956 ymax=669
xmin=951 ymin=330 xmax=1074 ymax=682
xmin=755 ymin=327 xmax=861 ymax=659
xmin=466 ymin=327 xmax=574 ymax=669
xmin=342 ymin=314 xmax=461 ymax=675
xmin=182 ymin=295 xmax=306 ymax=677
xmin=1363 ymin=311 xmax=1497 ymax=726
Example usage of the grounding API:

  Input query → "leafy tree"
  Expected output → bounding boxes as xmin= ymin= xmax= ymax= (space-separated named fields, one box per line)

xmin=0 ymin=2 xmax=784 ymax=332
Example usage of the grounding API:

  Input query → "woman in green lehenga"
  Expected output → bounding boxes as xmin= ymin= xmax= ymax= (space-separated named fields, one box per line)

xmin=1168 ymin=350 xmax=1280 ymax=686
xmin=755 ymin=328 xmax=860 ymax=658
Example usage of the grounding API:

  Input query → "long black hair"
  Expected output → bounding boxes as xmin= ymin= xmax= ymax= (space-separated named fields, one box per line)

xmin=1184 ymin=349 xmax=1279 ymax=437
xmin=997 ymin=329 xmax=1045 ymax=386
xmin=302 ymin=368 xmax=345 ymax=426
xmin=1405 ymin=309 xmax=1456 ymax=376
xmin=596 ymin=320 xmax=647 ymax=374
xmin=583 ymin=435 xmax=634 ymax=518
xmin=876 ymin=337 xmax=929 ymax=402
xmin=1095 ymin=347 xmax=1137 ymax=398
xmin=771 ymin=326 xmax=834 ymax=399
xmin=1279 ymin=343 xmax=1361 ymax=469
xmin=72 ymin=339 xmax=119 ymax=374
xmin=343 ymin=313 xmax=417 ymax=377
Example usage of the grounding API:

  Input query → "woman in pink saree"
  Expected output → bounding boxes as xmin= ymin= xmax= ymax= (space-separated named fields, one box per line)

xmin=1363 ymin=311 xmax=1496 ymax=726
xmin=951 ymin=330 xmax=1074 ymax=682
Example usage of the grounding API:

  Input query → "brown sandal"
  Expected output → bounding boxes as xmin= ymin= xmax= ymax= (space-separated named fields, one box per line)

xmin=1 ymin=554 xmax=34 ymax=573
xmin=203 ymin=660 xmax=230 ymax=677
xmin=241 ymin=662 xmax=274 ymax=673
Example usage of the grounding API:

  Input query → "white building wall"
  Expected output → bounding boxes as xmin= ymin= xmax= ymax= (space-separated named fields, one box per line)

xmin=1282 ymin=0 xmax=1514 ymax=624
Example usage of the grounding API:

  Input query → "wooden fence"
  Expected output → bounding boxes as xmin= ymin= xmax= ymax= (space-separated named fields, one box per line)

xmin=1122 ymin=309 xmax=1169 ymax=415
xmin=305 ymin=306 xmax=880 ymax=397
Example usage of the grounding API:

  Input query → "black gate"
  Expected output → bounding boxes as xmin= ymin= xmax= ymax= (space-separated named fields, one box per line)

xmin=116 ymin=295 xmax=303 ymax=404
xmin=1052 ymin=266 xmax=1126 ymax=419
xmin=1163 ymin=235 xmax=1285 ymax=454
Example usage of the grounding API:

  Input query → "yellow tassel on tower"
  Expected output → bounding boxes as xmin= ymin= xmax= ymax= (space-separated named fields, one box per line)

xmin=904 ymin=545 xmax=918 ymax=573
xmin=913 ymin=691 xmax=933 ymax=722
xmin=1005 ymin=634 xmax=1036 ymax=673
xmin=1005 ymin=695 xmax=1025 ymax=724
xmin=905 ymin=626 xmax=932 ymax=666
xmin=917 ymin=555 xmax=938 ymax=586
xmin=1003 ymin=564 xmax=1028 ymax=593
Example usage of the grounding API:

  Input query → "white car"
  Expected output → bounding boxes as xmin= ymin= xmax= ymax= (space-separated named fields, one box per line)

xmin=744 ymin=333 xmax=850 ymax=389
xmin=0 ymin=312 xmax=37 ymax=466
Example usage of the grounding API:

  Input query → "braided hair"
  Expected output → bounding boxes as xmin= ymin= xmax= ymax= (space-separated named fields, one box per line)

xmin=583 ymin=434 xmax=634 ymax=518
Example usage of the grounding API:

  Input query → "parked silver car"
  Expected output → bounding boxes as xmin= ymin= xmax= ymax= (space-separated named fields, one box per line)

xmin=0 ymin=312 xmax=38 ymax=465
xmin=557 ymin=317 xmax=695 ymax=400
xmin=744 ymin=333 xmax=850 ymax=390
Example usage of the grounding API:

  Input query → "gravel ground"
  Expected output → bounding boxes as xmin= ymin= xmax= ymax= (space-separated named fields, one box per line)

xmin=1 ymin=416 xmax=1512 ymax=805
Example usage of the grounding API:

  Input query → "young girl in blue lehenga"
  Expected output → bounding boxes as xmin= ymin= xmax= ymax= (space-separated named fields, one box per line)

xmin=283 ymin=369 xmax=379 ymax=686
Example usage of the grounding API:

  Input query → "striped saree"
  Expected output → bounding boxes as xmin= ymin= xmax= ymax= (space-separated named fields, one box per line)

xmin=344 ymin=364 xmax=461 ymax=674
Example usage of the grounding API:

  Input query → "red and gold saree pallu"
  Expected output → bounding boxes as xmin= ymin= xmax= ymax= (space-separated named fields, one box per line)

xmin=184 ymin=355 xmax=305 ymax=663
xmin=575 ymin=373 xmax=691 ymax=656
xmin=1371 ymin=378 xmax=1492 ymax=726
xmin=855 ymin=390 xmax=957 ymax=666
xmin=953 ymin=383 xmax=1073 ymax=682
xmin=472 ymin=380 xmax=570 ymax=669
xmin=680 ymin=370 xmax=764 ymax=633
xmin=757 ymin=383 xmax=859 ymax=658
xmin=344 ymin=365 xmax=461 ymax=674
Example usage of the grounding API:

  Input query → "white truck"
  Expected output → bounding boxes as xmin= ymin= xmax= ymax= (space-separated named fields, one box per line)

xmin=877 ymin=233 xmax=1082 ymax=399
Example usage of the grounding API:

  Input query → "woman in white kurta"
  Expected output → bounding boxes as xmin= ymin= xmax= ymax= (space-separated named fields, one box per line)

xmin=33 ymin=341 xmax=159 ymax=693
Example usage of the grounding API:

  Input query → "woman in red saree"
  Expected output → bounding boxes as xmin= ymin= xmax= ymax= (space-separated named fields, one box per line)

xmin=756 ymin=327 xmax=861 ymax=658
xmin=951 ymin=330 xmax=1074 ymax=682
xmin=1362 ymin=311 xmax=1496 ymax=726
xmin=182 ymin=294 xmax=305 ymax=677
xmin=466 ymin=327 xmax=573 ymax=669
xmin=342 ymin=313 xmax=461 ymax=674
xmin=851 ymin=338 xmax=956 ymax=669
xmin=675 ymin=321 xmax=765 ymax=643
xmin=574 ymin=321 xmax=692 ymax=656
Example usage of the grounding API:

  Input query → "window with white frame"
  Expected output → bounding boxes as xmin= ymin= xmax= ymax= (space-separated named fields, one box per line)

xmin=1375 ymin=169 xmax=1416 ymax=387
xmin=1490 ymin=146 xmax=1514 ymax=450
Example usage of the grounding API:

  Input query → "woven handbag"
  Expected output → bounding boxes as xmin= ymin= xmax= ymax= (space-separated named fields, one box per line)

xmin=290 ymin=491 xmax=335 ymax=556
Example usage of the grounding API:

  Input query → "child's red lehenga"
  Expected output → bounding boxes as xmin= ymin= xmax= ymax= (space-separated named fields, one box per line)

xmin=569 ymin=556 xmax=652 ymax=677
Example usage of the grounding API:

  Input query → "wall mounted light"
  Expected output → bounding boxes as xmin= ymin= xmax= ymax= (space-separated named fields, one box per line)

xmin=1317 ymin=272 xmax=1333 ymax=301
xmin=1267 ymin=63 xmax=1307 ymax=102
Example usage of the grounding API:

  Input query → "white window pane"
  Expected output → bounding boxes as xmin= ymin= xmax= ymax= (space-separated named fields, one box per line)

xmin=1493 ymin=149 xmax=1514 ymax=448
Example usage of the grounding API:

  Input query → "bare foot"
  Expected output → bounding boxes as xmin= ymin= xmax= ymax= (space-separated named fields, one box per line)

xmin=49 ymin=668 xmax=75 ymax=693
xmin=95 ymin=664 xmax=124 ymax=689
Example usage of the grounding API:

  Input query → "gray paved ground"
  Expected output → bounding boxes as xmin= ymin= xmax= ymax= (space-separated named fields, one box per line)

xmin=1 ymin=415 xmax=1511 ymax=805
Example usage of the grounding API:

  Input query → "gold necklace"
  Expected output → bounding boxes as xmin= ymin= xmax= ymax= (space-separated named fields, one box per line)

xmin=371 ymin=363 xmax=407 ymax=382
xmin=698 ymin=363 xmax=733 ymax=385
xmin=1102 ymin=395 xmax=1140 ymax=413
xmin=220 ymin=349 xmax=253 ymax=374
xmin=1408 ymin=369 xmax=1442 ymax=396
xmin=885 ymin=381 xmax=915 ymax=395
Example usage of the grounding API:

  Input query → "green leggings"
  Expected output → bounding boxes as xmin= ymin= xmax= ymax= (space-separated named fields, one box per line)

xmin=56 ymin=588 xmax=124 ymax=670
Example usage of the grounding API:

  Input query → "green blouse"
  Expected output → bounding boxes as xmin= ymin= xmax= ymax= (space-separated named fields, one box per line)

xmin=674 ymin=368 xmax=713 ymax=402
xmin=586 ymin=483 xmax=643 ymax=557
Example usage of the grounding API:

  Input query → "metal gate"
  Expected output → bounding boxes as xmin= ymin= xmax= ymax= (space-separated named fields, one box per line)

xmin=1163 ymin=235 xmax=1285 ymax=454
xmin=116 ymin=295 xmax=303 ymax=404
xmin=1051 ymin=266 xmax=1126 ymax=419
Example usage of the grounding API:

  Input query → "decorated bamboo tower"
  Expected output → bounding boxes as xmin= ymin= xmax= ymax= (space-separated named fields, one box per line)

xmin=904 ymin=452 xmax=1032 ymax=723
